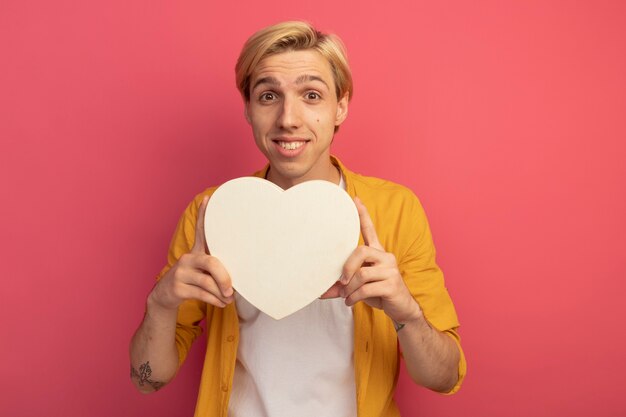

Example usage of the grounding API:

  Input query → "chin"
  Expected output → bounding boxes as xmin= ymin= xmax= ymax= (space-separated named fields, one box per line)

xmin=272 ymin=162 xmax=312 ymax=183
xmin=275 ymin=163 xmax=308 ymax=177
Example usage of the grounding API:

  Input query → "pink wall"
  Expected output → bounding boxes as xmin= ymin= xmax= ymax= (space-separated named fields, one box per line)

xmin=1 ymin=1 xmax=625 ymax=416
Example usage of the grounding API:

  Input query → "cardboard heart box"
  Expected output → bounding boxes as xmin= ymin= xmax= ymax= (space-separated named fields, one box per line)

xmin=204 ymin=177 xmax=360 ymax=319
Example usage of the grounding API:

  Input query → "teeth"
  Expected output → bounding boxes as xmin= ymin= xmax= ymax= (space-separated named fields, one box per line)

xmin=279 ymin=141 xmax=305 ymax=150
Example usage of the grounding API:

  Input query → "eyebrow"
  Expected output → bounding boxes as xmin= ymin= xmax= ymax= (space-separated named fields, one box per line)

xmin=251 ymin=74 xmax=330 ymax=91
xmin=252 ymin=76 xmax=280 ymax=91
xmin=295 ymin=74 xmax=330 ymax=90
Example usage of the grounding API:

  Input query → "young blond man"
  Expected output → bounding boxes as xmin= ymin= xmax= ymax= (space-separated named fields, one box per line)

xmin=130 ymin=21 xmax=466 ymax=417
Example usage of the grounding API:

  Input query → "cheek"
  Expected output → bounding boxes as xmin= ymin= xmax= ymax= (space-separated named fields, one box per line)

xmin=250 ymin=122 xmax=266 ymax=146
xmin=250 ymin=113 xmax=271 ymax=133
xmin=312 ymin=108 xmax=335 ymax=126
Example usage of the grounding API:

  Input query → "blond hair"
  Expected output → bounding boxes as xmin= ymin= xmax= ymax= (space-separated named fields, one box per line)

xmin=235 ymin=21 xmax=353 ymax=102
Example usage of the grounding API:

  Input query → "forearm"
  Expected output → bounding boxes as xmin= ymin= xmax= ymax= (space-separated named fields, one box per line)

xmin=129 ymin=296 xmax=180 ymax=393
xmin=397 ymin=311 xmax=460 ymax=393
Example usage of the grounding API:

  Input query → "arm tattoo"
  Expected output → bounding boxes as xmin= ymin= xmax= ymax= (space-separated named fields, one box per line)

xmin=130 ymin=361 xmax=165 ymax=391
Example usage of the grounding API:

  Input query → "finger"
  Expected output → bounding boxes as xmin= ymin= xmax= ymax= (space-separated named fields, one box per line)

xmin=342 ymin=266 xmax=391 ymax=297
xmin=344 ymin=280 xmax=389 ymax=308
xmin=185 ymin=284 xmax=228 ymax=308
xmin=341 ymin=245 xmax=385 ymax=284
xmin=320 ymin=281 xmax=343 ymax=299
xmin=194 ymin=255 xmax=233 ymax=298
xmin=347 ymin=296 xmax=382 ymax=309
xmin=186 ymin=270 xmax=233 ymax=304
xmin=354 ymin=197 xmax=383 ymax=250
xmin=192 ymin=196 xmax=210 ymax=254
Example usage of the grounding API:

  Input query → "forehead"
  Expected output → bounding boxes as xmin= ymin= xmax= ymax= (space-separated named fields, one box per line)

xmin=250 ymin=49 xmax=334 ymax=86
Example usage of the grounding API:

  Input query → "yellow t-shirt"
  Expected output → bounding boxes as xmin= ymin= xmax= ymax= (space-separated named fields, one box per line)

xmin=157 ymin=156 xmax=466 ymax=417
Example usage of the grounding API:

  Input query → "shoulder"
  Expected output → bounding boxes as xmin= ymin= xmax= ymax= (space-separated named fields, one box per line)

xmin=343 ymin=168 xmax=432 ymax=251
xmin=171 ymin=185 xmax=225 ymax=241
xmin=345 ymin=169 xmax=424 ymax=217
xmin=186 ymin=167 xmax=268 ymax=215
xmin=350 ymin=171 xmax=417 ymax=197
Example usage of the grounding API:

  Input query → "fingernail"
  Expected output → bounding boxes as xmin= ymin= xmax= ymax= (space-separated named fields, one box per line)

xmin=340 ymin=288 xmax=346 ymax=298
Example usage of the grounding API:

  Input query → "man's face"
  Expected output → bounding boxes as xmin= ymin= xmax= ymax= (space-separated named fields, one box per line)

xmin=245 ymin=49 xmax=349 ymax=189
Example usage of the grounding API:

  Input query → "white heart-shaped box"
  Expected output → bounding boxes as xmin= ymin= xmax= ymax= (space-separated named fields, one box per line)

xmin=204 ymin=177 xmax=360 ymax=320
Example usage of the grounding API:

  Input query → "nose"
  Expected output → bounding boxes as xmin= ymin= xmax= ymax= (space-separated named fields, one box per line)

xmin=276 ymin=95 xmax=302 ymax=130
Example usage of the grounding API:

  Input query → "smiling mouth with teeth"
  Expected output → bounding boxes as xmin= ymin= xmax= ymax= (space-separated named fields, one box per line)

xmin=278 ymin=141 xmax=305 ymax=150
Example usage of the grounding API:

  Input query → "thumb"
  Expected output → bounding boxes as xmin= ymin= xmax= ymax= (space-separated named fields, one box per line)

xmin=320 ymin=281 xmax=343 ymax=299
xmin=192 ymin=195 xmax=210 ymax=253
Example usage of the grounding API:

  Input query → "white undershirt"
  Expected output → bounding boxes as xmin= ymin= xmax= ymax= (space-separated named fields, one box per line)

xmin=228 ymin=175 xmax=356 ymax=417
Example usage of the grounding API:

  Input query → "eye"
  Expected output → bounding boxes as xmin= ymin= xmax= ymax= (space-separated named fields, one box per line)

xmin=305 ymin=91 xmax=321 ymax=100
xmin=259 ymin=92 xmax=277 ymax=102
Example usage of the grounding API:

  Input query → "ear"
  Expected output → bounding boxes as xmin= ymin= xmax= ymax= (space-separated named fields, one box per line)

xmin=334 ymin=93 xmax=349 ymax=127
xmin=244 ymin=103 xmax=251 ymax=124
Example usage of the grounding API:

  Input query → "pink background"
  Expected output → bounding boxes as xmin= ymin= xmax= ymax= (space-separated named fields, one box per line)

xmin=1 ymin=1 xmax=625 ymax=416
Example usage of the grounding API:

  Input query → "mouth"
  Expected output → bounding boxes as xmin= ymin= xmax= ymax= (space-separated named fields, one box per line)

xmin=275 ymin=140 xmax=306 ymax=150
xmin=271 ymin=138 xmax=310 ymax=157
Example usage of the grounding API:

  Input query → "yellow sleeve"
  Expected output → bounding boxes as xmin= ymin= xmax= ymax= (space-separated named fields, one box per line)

xmin=397 ymin=193 xmax=467 ymax=393
xmin=155 ymin=192 xmax=212 ymax=367
xmin=441 ymin=328 xmax=467 ymax=394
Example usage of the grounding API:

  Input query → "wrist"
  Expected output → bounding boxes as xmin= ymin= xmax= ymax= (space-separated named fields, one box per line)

xmin=146 ymin=291 xmax=179 ymax=319
xmin=399 ymin=299 xmax=424 ymax=323
xmin=392 ymin=320 xmax=406 ymax=332
xmin=391 ymin=301 xmax=423 ymax=332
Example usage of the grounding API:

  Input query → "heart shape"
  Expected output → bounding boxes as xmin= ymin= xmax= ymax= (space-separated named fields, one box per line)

xmin=204 ymin=177 xmax=360 ymax=320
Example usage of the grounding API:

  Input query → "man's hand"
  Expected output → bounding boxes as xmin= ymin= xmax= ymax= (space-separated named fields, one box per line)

xmin=336 ymin=197 xmax=422 ymax=324
xmin=149 ymin=196 xmax=234 ymax=311
xmin=323 ymin=197 xmax=461 ymax=392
